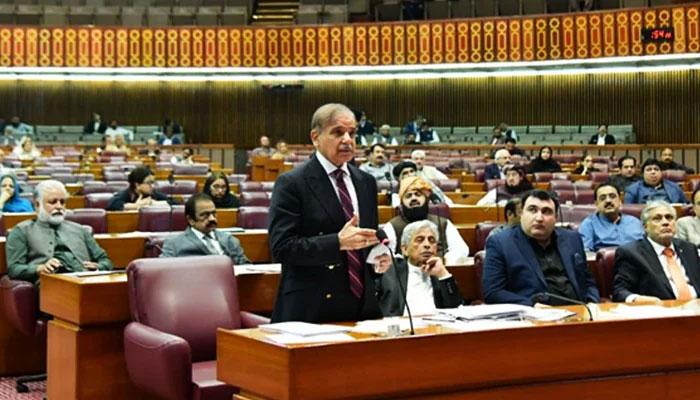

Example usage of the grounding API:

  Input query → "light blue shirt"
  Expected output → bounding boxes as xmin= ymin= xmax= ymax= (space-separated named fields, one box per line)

xmin=578 ymin=212 xmax=645 ymax=251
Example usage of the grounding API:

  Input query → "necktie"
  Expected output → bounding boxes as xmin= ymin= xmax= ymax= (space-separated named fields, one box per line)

xmin=331 ymin=169 xmax=364 ymax=298
xmin=203 ymin=233 xmax=221 ymax=255
xmin=663 ymin=247 xmax=692 ymax=300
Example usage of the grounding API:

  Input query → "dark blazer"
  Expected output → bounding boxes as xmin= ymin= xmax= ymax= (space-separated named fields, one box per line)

xmin=376 ymin=259 xmax=463 ymax=317
xmin=160 ymin=227 xmax=250 ymax=265
xmin=84 ymin=121 xmax=107 ymax=134
xmin=613 ymin=238 xmax=700 ymax=302
xmin=483 ymin=226 xmax=600 ymax=305
xmin=484 ymin=163 xmax=502 ymax=181
xmin=268 ymin=154 xmax=382 ymax=323
xmin=588 ymin=134 xmax=616 ymax=145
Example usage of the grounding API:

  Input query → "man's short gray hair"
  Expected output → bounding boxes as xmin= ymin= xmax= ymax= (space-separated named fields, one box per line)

xmin=401 ymin=220 xmax=439 ymax=247
xmin=411 ymin=149 xmax=425 ymax=159
xmin=640 ymin=200 xmax=676 ymax=225
xmin=494 ymin=149 xmax=510 ymax=159
xmin=310 ymin=103 xmax=355 ymax=132
xmin=34 ymin=179 xmax=68 ymax=203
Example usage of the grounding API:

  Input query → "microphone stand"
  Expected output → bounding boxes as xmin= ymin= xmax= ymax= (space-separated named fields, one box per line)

xmin=536 ymin=292 xmax=594 ymax=321
xmin=379 ymin=235 xmax=415 ymax=335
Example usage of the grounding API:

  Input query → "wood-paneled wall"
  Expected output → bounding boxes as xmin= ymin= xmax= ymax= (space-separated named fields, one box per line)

xmin=0 ymin=69 xmax=697 ymax=147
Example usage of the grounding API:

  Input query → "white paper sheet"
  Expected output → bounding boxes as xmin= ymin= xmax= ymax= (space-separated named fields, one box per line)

xmin=259 ymin=322 xmax=351 ymax=336
xmin=266 ymin=333 xmax=356 ymax=344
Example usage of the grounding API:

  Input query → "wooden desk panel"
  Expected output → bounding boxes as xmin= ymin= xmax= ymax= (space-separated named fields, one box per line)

xmin=445 ymin=192 xmax=486 ymax=205
xmin=106 ymin=211 xmax=140 ymax=233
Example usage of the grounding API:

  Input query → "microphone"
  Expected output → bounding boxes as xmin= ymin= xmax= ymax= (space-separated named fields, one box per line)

xmin=376 ymin=229 xmax=415 ymax=335
xmin=384 ymin=171 xmax=393 ymax=200
xmin=531 ymin=292 xmax=594 ymax=321
xmin=428 ymin=193 xmax=445 ymax=259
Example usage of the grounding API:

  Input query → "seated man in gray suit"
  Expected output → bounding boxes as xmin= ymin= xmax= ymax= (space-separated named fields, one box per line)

xmin=161 ymin=193 xmax=250 ymax=265
xmin=6 ymin=180 xmax=113 ymax=286
xmin=376 ymin=220 xmax=463 ymax=317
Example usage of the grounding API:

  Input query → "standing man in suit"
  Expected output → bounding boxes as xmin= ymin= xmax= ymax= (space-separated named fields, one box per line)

xmin=269 ymin=103 xmax=389 ymax=323
xmin=613 ymin=200 xmax=700 ymax=303
xmin=161 ymin=193 xmax=250 ymax=265
xmin=484 ymin=149 xmax=511 ymax=180
xmin=483 ymin=189 xmax=600 ymax=306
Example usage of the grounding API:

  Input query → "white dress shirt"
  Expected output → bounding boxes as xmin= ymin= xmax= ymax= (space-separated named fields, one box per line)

xmin=383 ymin=220 xmax=470 ymax=265
xmin=404 ymin=261 xmax=438 ymax=316
xmin=416 ymin=166 xmax=448 ymax=181
xmin=191 ymin=228 xmax=224 ymax=256
xmin=626 ymin=238 xmax=698 ymax=302
xmin=596 ymin=135 xmax=607 ymax=146
xmin=105 ymin=126 xmax=134 ymax=141
xmin=316 ymin=151 xmax=360 ymax=222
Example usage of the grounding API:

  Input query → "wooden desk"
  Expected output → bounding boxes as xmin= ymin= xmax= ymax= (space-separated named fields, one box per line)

xmin=218 ymin=301 xmax=700 ymax=400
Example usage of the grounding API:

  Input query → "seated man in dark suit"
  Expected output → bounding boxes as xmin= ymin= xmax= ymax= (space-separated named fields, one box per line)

xmin=376 ymin=220 xmax=463 ymax=316
xmin=483 ymin=189 xmax=600 ymax=306
xmin=613 ymin=200 xmax=700 ymax=303
xmin=484 ymin=149 xmax=511 ymax=181
xmin=161 ymin=193 xmax=250 ymax=265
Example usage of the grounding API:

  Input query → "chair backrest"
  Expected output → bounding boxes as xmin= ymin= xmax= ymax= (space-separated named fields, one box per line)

xmin=556 ymin=189 xmax=576 ymax=204
xmin=473 ymin=250 xmax=486 ymax=303
xmin=65 ymin=208 xmax=107 ymax=234
xmin=51 ymin=172 xmax=77 ymax=184
xmin=240 ymin=191 xmax=271 ymax=207
xmin=564 ymin=204 xmax=597 ymax=223
xmin=239 ymin=182 xmax=263 ymax=192
xmin=172 ymin=163 xmax=209 ymax=175
xmin=595 ymin=247 xmax=618 ymax=300
xmin=104 ymin=171 xmax=128 ymax=182
xmin=590 ymin=172 xmax=609 ymax=183
xmin=662 ymin=170 xmax=686 ymax=183
xmin=0 ymin=276 xmax=45 ymax=337
xmin=227 ymin=174 xmax=248 ymax=184
xmin=436 ymin=179 xmax=459 ymax=192
xmin=144 ymin=232 xmax=181 ymax=258
xmin=475 ymin=222 xmax=504 ymax=253
xmin=237 ymin=206 xmax=270 ymax=229
xmin=620 ymin=203 xmax=645 ymax=219
xmin=85 ymin=193 xmax=114 ymax=209
xmin=475 ymin=169 xmax=485 ymax=183
xmin=485 ymin=179 xmax=503 ymax=192
xmin=550 ymin=180 xmax=574 ymax=191
xmin=126 ymin=256 xmax=242 ymax=362
xmin=154 ymin=180 xmax=198 ymax=195
xmin=552 ymin=172 xmax=571 ymax=181
xmin=534 ymin=172 xmax=553 ymax=182
xmin=574 ymin=180 xmax=594 ymax=191
xmin=138 ymin=205 xmax=175 ymax=232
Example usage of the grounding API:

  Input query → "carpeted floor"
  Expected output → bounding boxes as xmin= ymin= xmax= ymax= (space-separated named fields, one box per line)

xmin=0 ymin=377 xmax=46 ymax=400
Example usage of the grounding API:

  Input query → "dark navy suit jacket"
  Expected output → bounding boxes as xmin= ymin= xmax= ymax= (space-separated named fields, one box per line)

xmin=484 ymin=164 xmax=502 ymax=181
xmin=483 ymin=226 xmax=600 ymax=305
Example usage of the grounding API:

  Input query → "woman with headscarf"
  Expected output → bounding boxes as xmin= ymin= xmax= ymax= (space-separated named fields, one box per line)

xmin=202 ymin=172 xmax=240 ymax=208
xmin=477 ymin=165 xmax=533 ymax=206
xmin=0 ymin=175 xmax=33 ymax=212
xmin=528 ymin=146 xmax=562 ymax=173
xmin=12 ymin=136 xmax=41 ymax=161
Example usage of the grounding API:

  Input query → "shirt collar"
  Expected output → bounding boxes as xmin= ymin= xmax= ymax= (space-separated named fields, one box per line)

xmin=190 ymin=226 xmax=214 ymax=241
xmin=646 ymin=236 xmax=676 ymax=256
xmin=316 ymin=150 xmax=350 ymax=177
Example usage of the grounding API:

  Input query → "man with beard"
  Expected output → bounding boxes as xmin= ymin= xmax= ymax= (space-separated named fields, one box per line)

xmin=360 ymin=143 xmax=393 ymax=182
xmin=161 ymin=193 xmax=250 ymax=265
xmin=578 ymin=183 xmax=644 ymax=252
xmin=390 ymin=160 xmax=452 ymax=207
xmin=659 ymin=147 xmax=695 ymax=174
xmin=375 ymin=220 xmax=464 ymax=317
xmin=477 ymin=164 xmax=533 ymax=206
xmin=384 ymin=177 xmax=469 ymax=265
xmin=6 ymin=180 xmax=113 ymax=286
xmin=372 ymin=124 xmax=398 ymax=146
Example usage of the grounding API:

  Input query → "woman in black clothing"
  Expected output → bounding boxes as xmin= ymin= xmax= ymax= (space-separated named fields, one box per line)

xmin=573 ymin=154 xmax=599 ymax=176
xmin=528 ymin=146 xmax=562 ymax=173
xmin=106 ymin=166 xmax=178 ymax=211
xmin=202 ymin=172 xmax=240 ymax=209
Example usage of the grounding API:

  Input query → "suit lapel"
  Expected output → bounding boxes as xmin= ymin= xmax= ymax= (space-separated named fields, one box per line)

xmin=555 ymin=231 xmax=582 ymax=298
xmin=186 ymin=228 xmax=213 ymax=255
xmin=673 ymin=239 xmax=700 ymax=293
xmin=304 ymin=155 xmax=346 ymax=228
xmin=348 ymin=164 xmax=370 ymax=227
xmin=513 ymin=227 xmax=547 ymax=288
xmin=214 ymin=230 xmax=230 ymax=256
xmin=640 ymin=239 xmax=675 ymax=297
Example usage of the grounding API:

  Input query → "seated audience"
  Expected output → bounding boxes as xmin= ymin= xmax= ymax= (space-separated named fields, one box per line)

xmin=373 ymin=124 xmax=399 ymax=146
xmin=499 ymin=122 xmax=518 ymax=142
xmin=158 ymin=124 xmax=181 ymax=145
xmin=271 ymin=140 xmax=295 ymax=160
xmin=588 ymin=124 xmax=615 ymax=145
xmin=360 ymin=143 xmax=393 ymax=182
xmin=97 ymin=135 xmax=115 ymax=154
xmin=607 ymin=155 xmax=640 ymax=192
xmin=528 ymin=146 xmax=562 ymax=173
xmin=484 ymin=149 xmax=511 ymax=180
xmin=105 ymin=134 xmax=131 ymax=155
xmin=675 ymin=188 xmax=700 ymax=246
xmin=578 ymin=183 xmax=644 ymax=251
xmin=487 ymin=198 xmax=523 ymax=239
xmin=357 ymin=112 xmax=376 ymax=137
xmin=12 ymin=136 xmax=41 ymax=161
xmin=418 ymin=122 xmax=440 ymax=144
xmin=162 ymin=118 xmax=182 ymax=134
xmin=83 ymin=112 xmax=107 ymax=134
xmin=202 ymin=172 xmax=240 ymax=209
xmin=404 ymin=133 xmax=419 ymax=145
xmin=624 ymin=159 xmax=688 ymax=204
xmin=106 ymin=166 xmax=177 ymax=211
xmin=6 ymin=116 xmax=33 ymax=135
xmin=614 ymin=200 xmax=700 ymax=303
xmin=660 ymin=147 xmax=695 ymax=174
xmin=171 ymin=147 xmax=195 ymax=164
xmin=573 ymin=154 xmax=599 ymax=176
xmin=104 ymin=120 xmax=134 ymax=141
xmin=503 ymin=137 xmax=526 ymax=157
xmin=376 ymin=220 xmax=464 ymax=317
xmin=412 ymin=149 xmax=448 ymax=181
xmin=391 ymin=160 xmax=451 ymax=206
xmin=384 ymin=177 xmax=469 ymax=265
xmin=251 ymin=135 xmax=275 ymax=157
xmin=0 ymin=175 xmax=33 ymax=213
xmin=483 ymin=189 xmax=600 ymax=305
xmin=477 ymin=165 xmax=533 ymax=206
xmin=161 ymin=193 xmax=250 ymax=264
xmin=403 ymin=114 xmax=425 ymax=136
xmin=6 ymin=180 xmax=113 ymax=286
xmin=1 ymin=125 xmax=16 ymax=146
xmin=490 ymin=126 xmax=504 ymax=146
xmin=139 ymin=138 xmax=160 ymax=158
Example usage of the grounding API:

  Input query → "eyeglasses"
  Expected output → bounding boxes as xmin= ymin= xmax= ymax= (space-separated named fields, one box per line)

xmin=211 ymin=184 xmax=227 ymax=190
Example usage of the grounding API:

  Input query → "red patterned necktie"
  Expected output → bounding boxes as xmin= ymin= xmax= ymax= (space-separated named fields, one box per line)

xmin=331 ymin=169 xmax=364 ymax=298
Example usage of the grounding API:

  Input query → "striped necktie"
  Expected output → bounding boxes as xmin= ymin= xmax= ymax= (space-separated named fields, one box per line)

xmin=331 ymin=168 xmax=364 ymax=299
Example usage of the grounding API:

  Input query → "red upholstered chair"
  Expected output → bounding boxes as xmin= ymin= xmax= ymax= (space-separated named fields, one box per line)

xmin=109 ymin=181 xmax=130 ymax=192
xmin=475 ymin=169 xmax=485 ymax=182
xmin=436 ymin=179 xmax=460 ymax=192
xmin=0 ymin=276 xmax=47 ymax=392
xmin=240 ymin=192 xmax=271 ymax=207
xmin=475 ymin=222 xmax=505 ymax=253
xmin=104 ymin=171 xmax=128 ymax=182
xmin=533 ymin=172 xmax=553 ymax=183
xmin=75 ymin=173 xmax=95 ymax=183
xmin=550 ymin=180 xmax=574 ymax=191
xmin=590 ymin=172 xmax=609 ymax=183
xmin=485 ymin=179 xmax=503 ymax=191
xmin=99 ymin=155 xmax=126 ymax=163
xmin=144 ymin=232 xmax=182 ymax=258
xmin=448 ymin=158 xmax=464 ymax=169
xmin=261 ymin=182 xmax=275 ymax=192
xmin=238 ymin=182 xmax=263 ymax=192
xmin=555 ymin=190 xmax=576 ymax=204
xmin=575 ymin=190 xmax=595 ymax=204
xmin=36 ymin=166 xmax=70 ymax=175
xmin=171 ymin=205 xmax=187 ymax=231
xmin=662 ymin=170 xmax=687 ymax=183
xmin=472 ymin=250 xmax=486 ymax=304
xmin=101 ymin=151 xmax=128 ymax=157
xmin=376 ymin=180 xmax=392 ymax=194
xmin=124 ymin=256 xmax=269 ymax=400
xmin=65 ymin=208 xmax=107 ymax=234
xmin=173 ymin=164 xmax=209 ymax=175
xmin=595 ymin=247 xmax=618 ymax=301
xmin=85 ymin=193 xmax=114 ymax=209
xmin=154 ymin=180 xmax=198 ymax=195
xmin=51 ymin=173 xmax=77 ymax=184
xmin=470 ymin=162 xmax=486 ymax=171
xmin=566 ymin=204 xmax=597 ymax=224
xmin=237 ymin=206 xmax=269 ymax=229
xmin=138 ymin=205 xmax=175 ymax=232
xmin=574 ymin=180 xmax=594 ymax=191
xmin=621 ymin=203 xmax=645 ymax=219
xmin=434 ymin=161 xmax=451 ymax=174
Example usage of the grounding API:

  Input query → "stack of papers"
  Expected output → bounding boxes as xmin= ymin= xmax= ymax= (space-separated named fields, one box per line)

xmin=260 ymin=322 xmax=355 ymax=344
xmin=352 ymin=318 xmax=427 ymax=335
xmin=603 ymin=305 xmax=695 ymax=320
xmin=235 ymin=264 xmax=281 ymax=275
xmin=429 ymin=304 xmax=576 ymax=323
xmin=64 ymin=270 xmax=124 ymax=278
